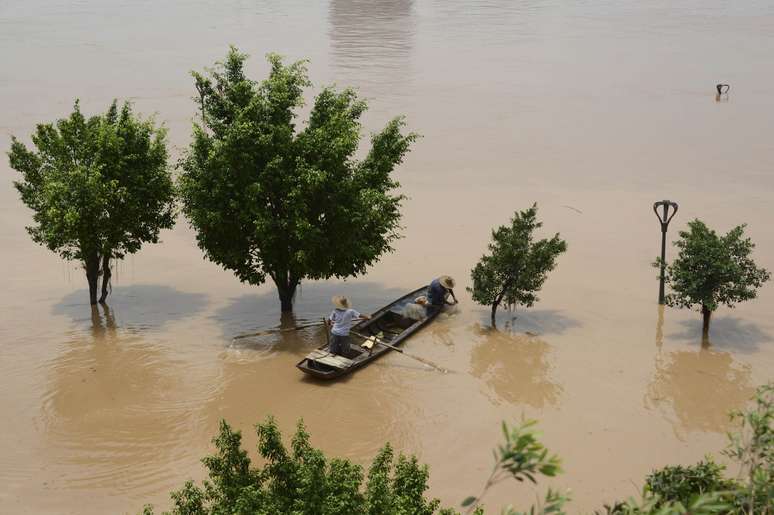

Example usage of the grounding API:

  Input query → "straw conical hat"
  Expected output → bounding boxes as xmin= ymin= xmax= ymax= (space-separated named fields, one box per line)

xmin=439 ymin=275 xmax=456 ymax=289
xmin=331 ymin=295 xmax=351 ymax=309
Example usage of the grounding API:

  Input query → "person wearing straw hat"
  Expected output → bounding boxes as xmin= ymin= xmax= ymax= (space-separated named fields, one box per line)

xmin=326 ymin=296 xmax=371 ymax=356
xmin=427 ymin=275 xmax=458 ymax=307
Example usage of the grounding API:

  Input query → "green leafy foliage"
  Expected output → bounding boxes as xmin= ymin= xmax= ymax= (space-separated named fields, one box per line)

xmin=147 ymin=384 xmax=773 ymax=515
xmin=462 ymin=420 xmax=566 ymax=514
xmin=468 ymin=204 xmax=567 ymax=324
xmin=179 ymin=47 xmax=417 ymax=311
xmin=644 ymin=459 xmax=738 ymax=508
xmin=659 ymin=219 xmax=770 ymax=333
xmin=602 ymin=382 xmax=773 ymax=515
xmin=500 ymin=488 xmax=571 ymax=515
xmin=723 ymin=382 xmax=773 ymax=513
xmin=599 ymin=491 xmax=731 ymax=515
xmin=145 ymin=417 xmax=442 ymax=515
xmin=8 ymin=100 xmax=174 ymax=304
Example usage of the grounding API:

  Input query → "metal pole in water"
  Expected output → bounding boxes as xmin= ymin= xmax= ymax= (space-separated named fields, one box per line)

xmin=653 ymin=200 xmax=678 ymax=305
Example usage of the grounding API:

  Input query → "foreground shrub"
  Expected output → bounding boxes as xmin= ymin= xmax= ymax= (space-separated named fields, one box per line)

xmin=724 ymin=382 xmax=773 ymax=513
xmin=601 ymin=382 xmax=773 ymax=515
xmin=143 ymin=419 xmax=565 ymax=515
xmin=146 ymin=383 xmax=772 ymax=514
xmin=644 ymin=459 xmax=739 ymax=508
xmin=143 ymin=416 xmax=442 ymax=515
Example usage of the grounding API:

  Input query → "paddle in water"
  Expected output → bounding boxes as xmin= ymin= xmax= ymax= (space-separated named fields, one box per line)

xmin=234 ymin=317 xmax=370 ymax=341
xmin=350 ymin=331 xmax=451 ymax=374
xmin=232 ymin=321 xmax=325 ymax=340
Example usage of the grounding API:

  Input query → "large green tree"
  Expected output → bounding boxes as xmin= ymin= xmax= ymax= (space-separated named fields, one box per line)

xmin=179 ymin=48 xmax=417 ymax=312
xmin=468 ymin=204 xmax=567 ymax=325
xmin=8 ymin=101 xmax=174 ymax=305
xmin=661 ymin=219 xmax=770 ymax=336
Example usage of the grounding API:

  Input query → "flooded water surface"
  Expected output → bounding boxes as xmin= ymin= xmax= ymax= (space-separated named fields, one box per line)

xmin=1 ymin=0 xmax=773 ymax=512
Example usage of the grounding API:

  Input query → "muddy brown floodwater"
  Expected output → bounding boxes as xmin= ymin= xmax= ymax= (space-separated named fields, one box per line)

xmin=1 ymin=0 xmax=773 ymax=513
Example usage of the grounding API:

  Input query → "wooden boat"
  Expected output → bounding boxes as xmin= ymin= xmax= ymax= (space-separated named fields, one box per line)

xmin=296 ymin=286 xmax=442 ymax=379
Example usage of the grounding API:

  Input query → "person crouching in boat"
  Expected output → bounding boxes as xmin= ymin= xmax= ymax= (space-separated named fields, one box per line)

xmin=326 ymin=296 xmax=371 ymax=356
xmin=402 ymin=295 xmax=429 ymax=320
xmin=428 ymin=275 xmax=458 ymax=307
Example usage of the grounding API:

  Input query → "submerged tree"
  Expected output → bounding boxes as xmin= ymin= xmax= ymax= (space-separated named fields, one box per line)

xmin=179 ymin=47 xmax=417 ymax=312
xmin=8 ymin=101 xmax=174 ymax=305
xmin=660 ymin=220 xmax=770 ymax=336
xmin=468 ymin=204 xmax=567 ymax=325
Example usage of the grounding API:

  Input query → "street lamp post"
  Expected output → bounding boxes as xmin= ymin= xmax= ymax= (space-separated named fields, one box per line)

xmin=653 ymin=200 xmax=678 ymax=305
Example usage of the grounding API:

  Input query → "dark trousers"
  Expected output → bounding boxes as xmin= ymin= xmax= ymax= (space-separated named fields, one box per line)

xmin=329 ymin=333 xmax=350 ymax=356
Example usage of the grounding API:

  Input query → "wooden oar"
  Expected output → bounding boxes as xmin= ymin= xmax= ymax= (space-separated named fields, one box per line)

xmin=233 ymin=317 xmax=369 ymax=341
xmin=233 ymin=321 xmax=325 ymax=340
xmin=351 ymin=331 xmax=451 ymax=374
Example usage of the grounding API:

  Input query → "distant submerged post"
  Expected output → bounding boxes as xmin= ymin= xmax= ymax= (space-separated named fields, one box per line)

xmin=653 ymin=200 xmax=678 ymax=305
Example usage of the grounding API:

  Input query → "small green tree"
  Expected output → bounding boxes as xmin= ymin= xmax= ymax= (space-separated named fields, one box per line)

xmin=179 ymin=47 xmax=417 ymax=312
xmin=468 ymin=204 xmax=567 ymax=325
xmin=8 ymin=101 xmax=174 ymax=305
xmin=660 ymin=220 xmax=770 ymax=336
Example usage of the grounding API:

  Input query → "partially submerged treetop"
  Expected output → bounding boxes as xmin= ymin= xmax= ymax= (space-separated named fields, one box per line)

xmin=8 ymin=101 xmax=174 ymax=304
xmin=179 ymin=47 xmax=417 ymax=311
xmin=468 ymin=204 xmax=567 ymax=326
xmin=661 ymin=219 xmax=770 ymax=335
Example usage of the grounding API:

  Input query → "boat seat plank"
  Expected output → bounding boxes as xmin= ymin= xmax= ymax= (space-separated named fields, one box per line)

xmin=360 ymin=336 xmax=377 ymax=350
xmin=313 ymin=354 xmax=354 ymax=369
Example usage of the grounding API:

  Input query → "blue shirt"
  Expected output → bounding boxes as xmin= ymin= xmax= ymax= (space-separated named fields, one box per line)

xmin=329 ymin=308 xmax=361 ymax=336
xmin=427 ymin=278 xmax=448 ymax=306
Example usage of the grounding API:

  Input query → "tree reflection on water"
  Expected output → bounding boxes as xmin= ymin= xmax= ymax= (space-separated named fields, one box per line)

xmin=649 ymin=305 xmax=758 ymax=438
xmin=646 ymin=346 xmax=754 ymax=438
xmin=469 ymin=323 xmax=562 ymax=408
xmin=41 ymin=301 xmax=210 ymax=496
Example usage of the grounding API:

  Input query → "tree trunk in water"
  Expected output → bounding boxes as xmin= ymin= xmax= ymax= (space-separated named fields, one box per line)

xmin=701 ymin=305 xmax=712 ymax=336
xmin=276 ymin=277 xmax=298 ymax=312
xmin=85 ymin=254 xmax=100 ymax=305
xmin=490 ymin=281 xmax=513 ymax=328
xmin=490 ymin=301 xmax=499 ymax=327
xmin=490 ymin=285 xmax=510 ymax=328
xmin=491 ymin=293 xmax=507 ymax=328
xmin=99 ymin=254 xmax=112 ymax=303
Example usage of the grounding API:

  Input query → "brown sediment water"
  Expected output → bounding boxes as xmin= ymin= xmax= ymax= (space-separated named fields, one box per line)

xmin=1 ymin=0 xmax=773 ymax=512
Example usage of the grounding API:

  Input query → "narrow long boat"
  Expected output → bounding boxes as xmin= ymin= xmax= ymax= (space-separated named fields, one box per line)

xmin=296 ymin=286 xmax=442 ymax=379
